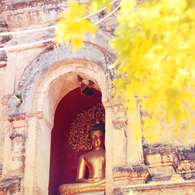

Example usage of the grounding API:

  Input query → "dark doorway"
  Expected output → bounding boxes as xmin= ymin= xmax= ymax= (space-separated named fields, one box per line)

xmin=48 ymin=87 xmax=102 ymax=195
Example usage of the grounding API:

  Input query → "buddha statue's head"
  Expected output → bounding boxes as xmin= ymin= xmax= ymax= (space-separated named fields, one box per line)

xmin=89 ymin=123 xmax=105 ymax=149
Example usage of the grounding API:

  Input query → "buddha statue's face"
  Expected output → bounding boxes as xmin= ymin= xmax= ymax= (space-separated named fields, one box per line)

xmin=90 ymin=130 xmax=104 ymax=149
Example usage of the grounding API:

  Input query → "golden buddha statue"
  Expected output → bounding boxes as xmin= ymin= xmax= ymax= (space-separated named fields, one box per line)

xmin=58 ymin=123 xmax=106 ymax=195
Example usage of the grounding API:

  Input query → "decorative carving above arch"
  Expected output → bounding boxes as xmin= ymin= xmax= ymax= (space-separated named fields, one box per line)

xmin=32 ymin=62 xmax=109 ymax=128
xmin=17 ymin=30 xmax=116 ymax=90
xmin=6 ymin=30 xmax=116 ymax=118
xmin=22 ymin=51 xmax=114 ymax=112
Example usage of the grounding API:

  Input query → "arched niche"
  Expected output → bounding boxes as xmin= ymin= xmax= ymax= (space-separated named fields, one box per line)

xmin=49 ymin=87 xmax=103 ymax=195
xmin=19 ymin=32 xmax=116 ymax=116
xmin=23 ymin=60 xmax=113 ymax=195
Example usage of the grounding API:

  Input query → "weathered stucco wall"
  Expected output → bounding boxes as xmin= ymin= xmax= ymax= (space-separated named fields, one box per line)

xmin=0 ymin=1 xmax=195 ymax=195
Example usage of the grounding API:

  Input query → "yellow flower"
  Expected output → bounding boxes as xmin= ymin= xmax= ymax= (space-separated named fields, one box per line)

xmin=111 ymin=0 xmax=195 ymax=143
xmin=55 ymin=0 xmax=97 ymax=51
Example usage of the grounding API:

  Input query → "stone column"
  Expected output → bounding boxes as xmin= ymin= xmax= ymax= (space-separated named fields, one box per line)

xmin=1 ymin=94 xmax=13 ymax=179
xmin=112 ymin=103 xmax=151 ymax=187
xmin=1 ymin=119 xmax=12 ymax=178
xmin=126 ymin=103 xmax=144 ymax=165
xmin=112 ymin=104 xmax=127 ymax=166
xmin=23 ymin=113 xmax=52 ymax=195
xmin=23 ymin=116 xmax=38 ymax=195
xmin=9 ymin=114 xmax=26 ymax=179
xmin=104 ymin=101 xmax=114 ymax=195
xmin=0 ymin=112 xmax=25 ymax=194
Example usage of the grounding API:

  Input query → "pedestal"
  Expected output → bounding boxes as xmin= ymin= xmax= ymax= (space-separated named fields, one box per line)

xmin=76 ymin=191 xmax=105 ymax=195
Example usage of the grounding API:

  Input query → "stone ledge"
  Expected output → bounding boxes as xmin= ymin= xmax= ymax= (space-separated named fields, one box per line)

xmin=0 ymin=0 xmax=64 ymax=11
xmin=113 ymin=180 xmax=195 ymax=195
xmin=129 ymin=165 xmax=150 ymax=185
xmin=10 ymin=131 xmax=25 ymax=140
xmin=143 ymin=144 xmax=195 ymax=161
xmin=0 ymin=177 xmax=21 ymax=194
xmin=178 ymin=159 xmax=195 ymax=173
xmin=0 ymin=61 xmax=7 ymax=68
xmin=8 ymin=113 xmax=26 ymax=122
xmin=1 ymin=94 xmax=13 ymax=106
xmin=143 ymin=144 xmax=176 ymax=155
xmin=178 ymin=148 xmax=195 ymax=160
xmin=0 ymin=52 xmax=7 ymax=67
xmin=113 ymin=165 xmax=151 ymax=186
xmin=144 ymin=146 xmax=179 ymax=182
xmin=143 ymin=144 xmax=195 ymax=182
xmin=180 ymin=170 xmax=195 ymax=181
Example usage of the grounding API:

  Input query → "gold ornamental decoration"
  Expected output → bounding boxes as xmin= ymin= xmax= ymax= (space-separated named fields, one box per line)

xmin=68 ymin=103 xmax=105 ymax=151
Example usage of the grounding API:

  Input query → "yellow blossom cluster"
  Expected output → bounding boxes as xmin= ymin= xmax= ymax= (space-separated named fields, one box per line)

xmin=90 ymin=0 xmax=111 ymax=13
xmin=55 ymin=0 xmax=98 ymax=50
xmin=110 ymin=0 xmax=195 ymax=143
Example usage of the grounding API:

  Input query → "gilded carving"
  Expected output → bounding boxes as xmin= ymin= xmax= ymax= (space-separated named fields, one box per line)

xmin=68 ymin=103 xmax=105 ymax=151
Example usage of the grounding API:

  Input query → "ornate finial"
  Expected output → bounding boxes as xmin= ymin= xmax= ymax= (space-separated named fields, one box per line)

xmin=95 ymin=117 xmax=100 ymax=125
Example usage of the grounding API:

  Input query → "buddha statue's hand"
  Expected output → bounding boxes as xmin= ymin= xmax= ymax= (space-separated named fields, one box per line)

xmin=93 ymin=178 xmax=106 ymax=186
xmin=59 ymin=178 xmax=106 ymax=194
xmin=76 ymin=178 xmax=91 ymax=183
xmin=76 ymin=178 xmax=105 ymax=185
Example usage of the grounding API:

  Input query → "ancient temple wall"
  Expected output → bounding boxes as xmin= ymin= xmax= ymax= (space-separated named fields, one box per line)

xmin=22 ymin=60 xmax=113 ymax=194
xmin=4 ymin=48 xmax=45 ymax=95
xmin=0 ymin=2 xmax=120 ymax=189
xmin=9 ymin=33 xmax=117 ymax=193
xmin=0 ymin=37 xmax=119 ymax=195
xmin=0 ymin=1 xmax=195 ymax=195
xmin=0 ymin=1 xmax=65 ymax=30
xmin=0 ymin=3 xmax=61 ymax=188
